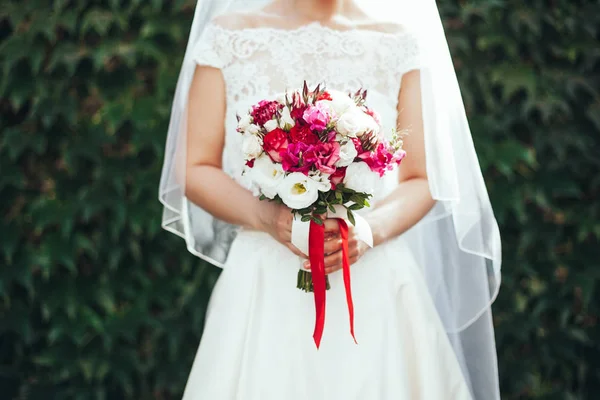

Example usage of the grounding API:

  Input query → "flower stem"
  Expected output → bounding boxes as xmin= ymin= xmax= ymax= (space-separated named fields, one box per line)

xmin=297 ymin=270 xmax=330 ymax=292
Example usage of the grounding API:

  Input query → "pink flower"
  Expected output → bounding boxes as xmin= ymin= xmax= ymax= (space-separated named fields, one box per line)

xmin=263 ymin=128 xmax=289 ymax=163
xmin=251 ymin=100 xmax=282 ymax=126
xmin=303 ymin=101 xmax=332 ymax=131
xmin=281 ymin=142 xmax=313 ymax=174
xmin=304 ymin=142 xmax=341 ymax=175
xmin=330 ymin=167 xmax=347 ymax=190
xmin=358 ymin=142 xmax=406 ymax=177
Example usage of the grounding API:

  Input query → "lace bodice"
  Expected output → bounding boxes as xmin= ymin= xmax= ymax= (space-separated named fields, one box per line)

xmin=192 ymin=20 xmax=422 ymax=193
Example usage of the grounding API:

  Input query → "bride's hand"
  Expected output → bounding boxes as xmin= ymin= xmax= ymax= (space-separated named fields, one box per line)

xmin=302 ymin=218 xmax=370 ymax=274
xmin=257 ymin=202 xmax=307 ymax=259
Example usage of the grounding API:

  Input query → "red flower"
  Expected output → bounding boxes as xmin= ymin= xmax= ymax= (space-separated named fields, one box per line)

xmin=263 ymin=128 xmax=289 ymax=163
xmin=290 ymin=124 xmax=319 ymax=145
xmin=330 ymin=167 xmax=347 ymax=190
xmin=245 ymin=159 xmax=255 ymax=168
xmin=317 ymin=91 xmax=332 ymax=101
xmin=251 ymin=100 xmax=282 ymax=126
xmin=290 ymin=105 xmax=308 ymax=122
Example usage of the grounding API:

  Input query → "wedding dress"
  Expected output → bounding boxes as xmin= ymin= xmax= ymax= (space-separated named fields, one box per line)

xmin=178 ymin=18 xmax=473 ymax=400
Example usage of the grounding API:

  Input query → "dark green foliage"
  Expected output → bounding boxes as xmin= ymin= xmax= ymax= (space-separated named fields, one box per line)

xmin=0 ymin=0 xmax=598 ymax=399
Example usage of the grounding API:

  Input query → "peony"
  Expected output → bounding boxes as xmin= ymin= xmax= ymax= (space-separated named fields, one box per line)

xmin=263 ymin=128 xmax=289 ymax=163
xmin=336 ymin=109 xmax=364 ymax=137
xmin=335 ymin=140 xmax=358 ymax=167
xmin=278 ymin=172 xmax=319 ymax=209
xmin=304 ymin=142 xmax=340 ymax=175
xmin=303 ymin=101 xmax=332 ymax=131
xmin=279 ymin=106 xmax=296 ymax=129
xmin=343 ymin=161 xmax=379 ymax=196
xmin=241 ymin=134 xmax=263 ymax=160
xmin=264 ymin=119 xmax=279 ymax=132
xmin=289 ymin=124 xmax=319 ymax=145
xmin=328 ymin=91 xmax=356 ymax=116
xmin=250 ymin=154 xmax=285 ymax=199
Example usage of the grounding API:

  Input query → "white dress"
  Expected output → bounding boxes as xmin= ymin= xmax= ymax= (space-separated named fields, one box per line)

xmin=182 ymin=20 xmax=473 ymax=400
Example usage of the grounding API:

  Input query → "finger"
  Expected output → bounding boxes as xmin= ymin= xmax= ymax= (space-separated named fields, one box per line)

xmin=324 ymin=218 xmax=340 ymax=234
xmin=323 ymin=250 xmax=344 ymax=268
xmin=286 ymin=243 xmax=307 ymax=259
xmin=325 ymin=256 xmax=360 ymax=274
xmin=324 ymin=238 xmax=343 ymax=255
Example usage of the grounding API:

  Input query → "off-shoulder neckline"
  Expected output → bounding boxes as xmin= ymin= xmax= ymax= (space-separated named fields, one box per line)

xmin=206 ymin=20 xmax=412 ymax=39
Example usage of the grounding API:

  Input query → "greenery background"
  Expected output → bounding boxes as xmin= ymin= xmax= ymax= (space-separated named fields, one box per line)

xmin=1 ymin=0 xmax=599 ymax=398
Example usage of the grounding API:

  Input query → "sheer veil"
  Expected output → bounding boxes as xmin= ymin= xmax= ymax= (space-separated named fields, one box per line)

xmin=159 ymin=0 xmax=502 ymax=398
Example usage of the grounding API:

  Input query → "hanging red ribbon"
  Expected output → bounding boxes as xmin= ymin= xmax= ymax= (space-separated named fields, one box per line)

xmin=309 ymin=219 xmax=357 ymax=349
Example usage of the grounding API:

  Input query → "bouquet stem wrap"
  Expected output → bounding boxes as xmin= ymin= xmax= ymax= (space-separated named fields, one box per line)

xmin=293 ymin=205 xmax=372 ymax=348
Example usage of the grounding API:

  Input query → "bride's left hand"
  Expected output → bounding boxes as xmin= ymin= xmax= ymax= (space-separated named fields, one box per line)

xmin=302 ymin=218 xmax=370 ymax=275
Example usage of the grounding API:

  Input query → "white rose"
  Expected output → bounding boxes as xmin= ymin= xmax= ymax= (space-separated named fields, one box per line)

xmin=241 ymin=134 xmax=263 ymax=160
xmin=279 ymin=106 xmax=296 ymax=129
xmin=247 ymin=124 xmax=260 ymax=135
xmin=309 ymin=171 xmax=332 ymax=192
xmin=237 ymin=114 xmax=252 ymax=131
xmin=329 ymin=90 xmax=356 ymax=116
xmin=335 ymin=140 xmax=358 ymax=167
xmin=343 ymin=162 xmax=379 ymax=196
xmin=277 ymin=172 xmax=319 ymax=210
xmin=250 ymin=154 xmax=285 ymax=199
xmin=336 ymin=110 xmax=363 ymax=137
xmin=264 ymin=119 xmax=279 ymax=132
xmin=275 ymin=92 xmax=289 ymax=105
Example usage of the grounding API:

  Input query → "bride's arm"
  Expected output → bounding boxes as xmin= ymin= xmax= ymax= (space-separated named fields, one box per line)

xmin=318 ymin=70 xmax=434 ymax=273
xmin=185 ymin=66 xmax=303 ymax=256
xmin=365 ymin=69 xmax=434 ymax=246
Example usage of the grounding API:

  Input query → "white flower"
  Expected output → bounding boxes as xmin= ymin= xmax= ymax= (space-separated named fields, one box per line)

xmin=335 ymin=140 xmax=358 ymax=167
xmin=309 ymin=171 xmax=332 ymax=192
xmin=329 ymin=90 xmax=356 ymax=116
xmin=247 ymin=124 xmax=260 ymax=135
xmin=264 ymin=119 xmax=279 ymax=132
xmin=278 ymin=172 xmax=319 ymax=210
xmin=250 ymin=154 xmax=285 ymax=199
xmin=237 ymin=114 xmax=252 ymax=131
xmin=343 ymin=162 xmax=379 ymax=196
xmin=336 ymin=109 xmax=364 ymax=137
xmin=279 ymin=106 xmax=296 ymax=129
xmin=241 ymin=134 xmax=263 ymax=160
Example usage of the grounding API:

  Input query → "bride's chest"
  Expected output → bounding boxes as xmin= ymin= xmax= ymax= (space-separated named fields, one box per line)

xmin=215 ymin=25 xmax=405 ymax=107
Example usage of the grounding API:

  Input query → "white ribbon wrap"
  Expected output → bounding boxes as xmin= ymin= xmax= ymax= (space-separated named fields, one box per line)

xmin=291 ymin=204 xmax=374 ymax=257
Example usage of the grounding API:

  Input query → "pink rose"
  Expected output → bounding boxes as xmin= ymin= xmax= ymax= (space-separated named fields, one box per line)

xmin=263 ymin=128 xmax=289 ymax=163
xmin=330 ymin=167 xmax=347 ymax=190
xmin=303 ymin=101 xmax=332 ymax=131
xmin=304 ymin=142 xmax=341 ymax=175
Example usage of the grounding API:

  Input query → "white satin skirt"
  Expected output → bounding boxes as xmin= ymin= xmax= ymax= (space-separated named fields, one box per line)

xmin=182 ymin=230 xmax=472 ymax=400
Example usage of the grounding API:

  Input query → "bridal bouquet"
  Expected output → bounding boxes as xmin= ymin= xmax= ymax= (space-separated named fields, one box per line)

xmin=237 ymin=82 xmax=406 ymax=347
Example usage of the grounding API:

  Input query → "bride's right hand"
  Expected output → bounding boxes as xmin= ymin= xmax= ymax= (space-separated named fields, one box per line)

xmin=256 ymin=202 xmax=307 ymax=259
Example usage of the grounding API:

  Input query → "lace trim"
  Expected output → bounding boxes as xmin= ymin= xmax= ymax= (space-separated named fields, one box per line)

xmin=193 ymin=22 xmax=423 ymax=78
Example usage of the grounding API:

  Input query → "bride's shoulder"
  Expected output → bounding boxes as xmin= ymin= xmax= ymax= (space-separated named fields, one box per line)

xmin=353 ymin=20 xmax=412 ymax=36
xmin=209 ymin=10 xmax=280 ymax=31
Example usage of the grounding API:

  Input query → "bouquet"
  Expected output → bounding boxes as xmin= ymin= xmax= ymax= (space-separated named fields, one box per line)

xmin=237 ymin=82 xmax=406 ymax=347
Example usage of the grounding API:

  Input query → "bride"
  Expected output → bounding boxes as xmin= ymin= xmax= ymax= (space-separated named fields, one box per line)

xmin=159 ymin=0 xmax=502 ymax=399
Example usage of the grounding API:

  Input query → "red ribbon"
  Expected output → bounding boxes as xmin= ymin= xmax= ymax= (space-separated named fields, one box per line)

xmin=309 ymin=219 xmax=357 ymax=349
